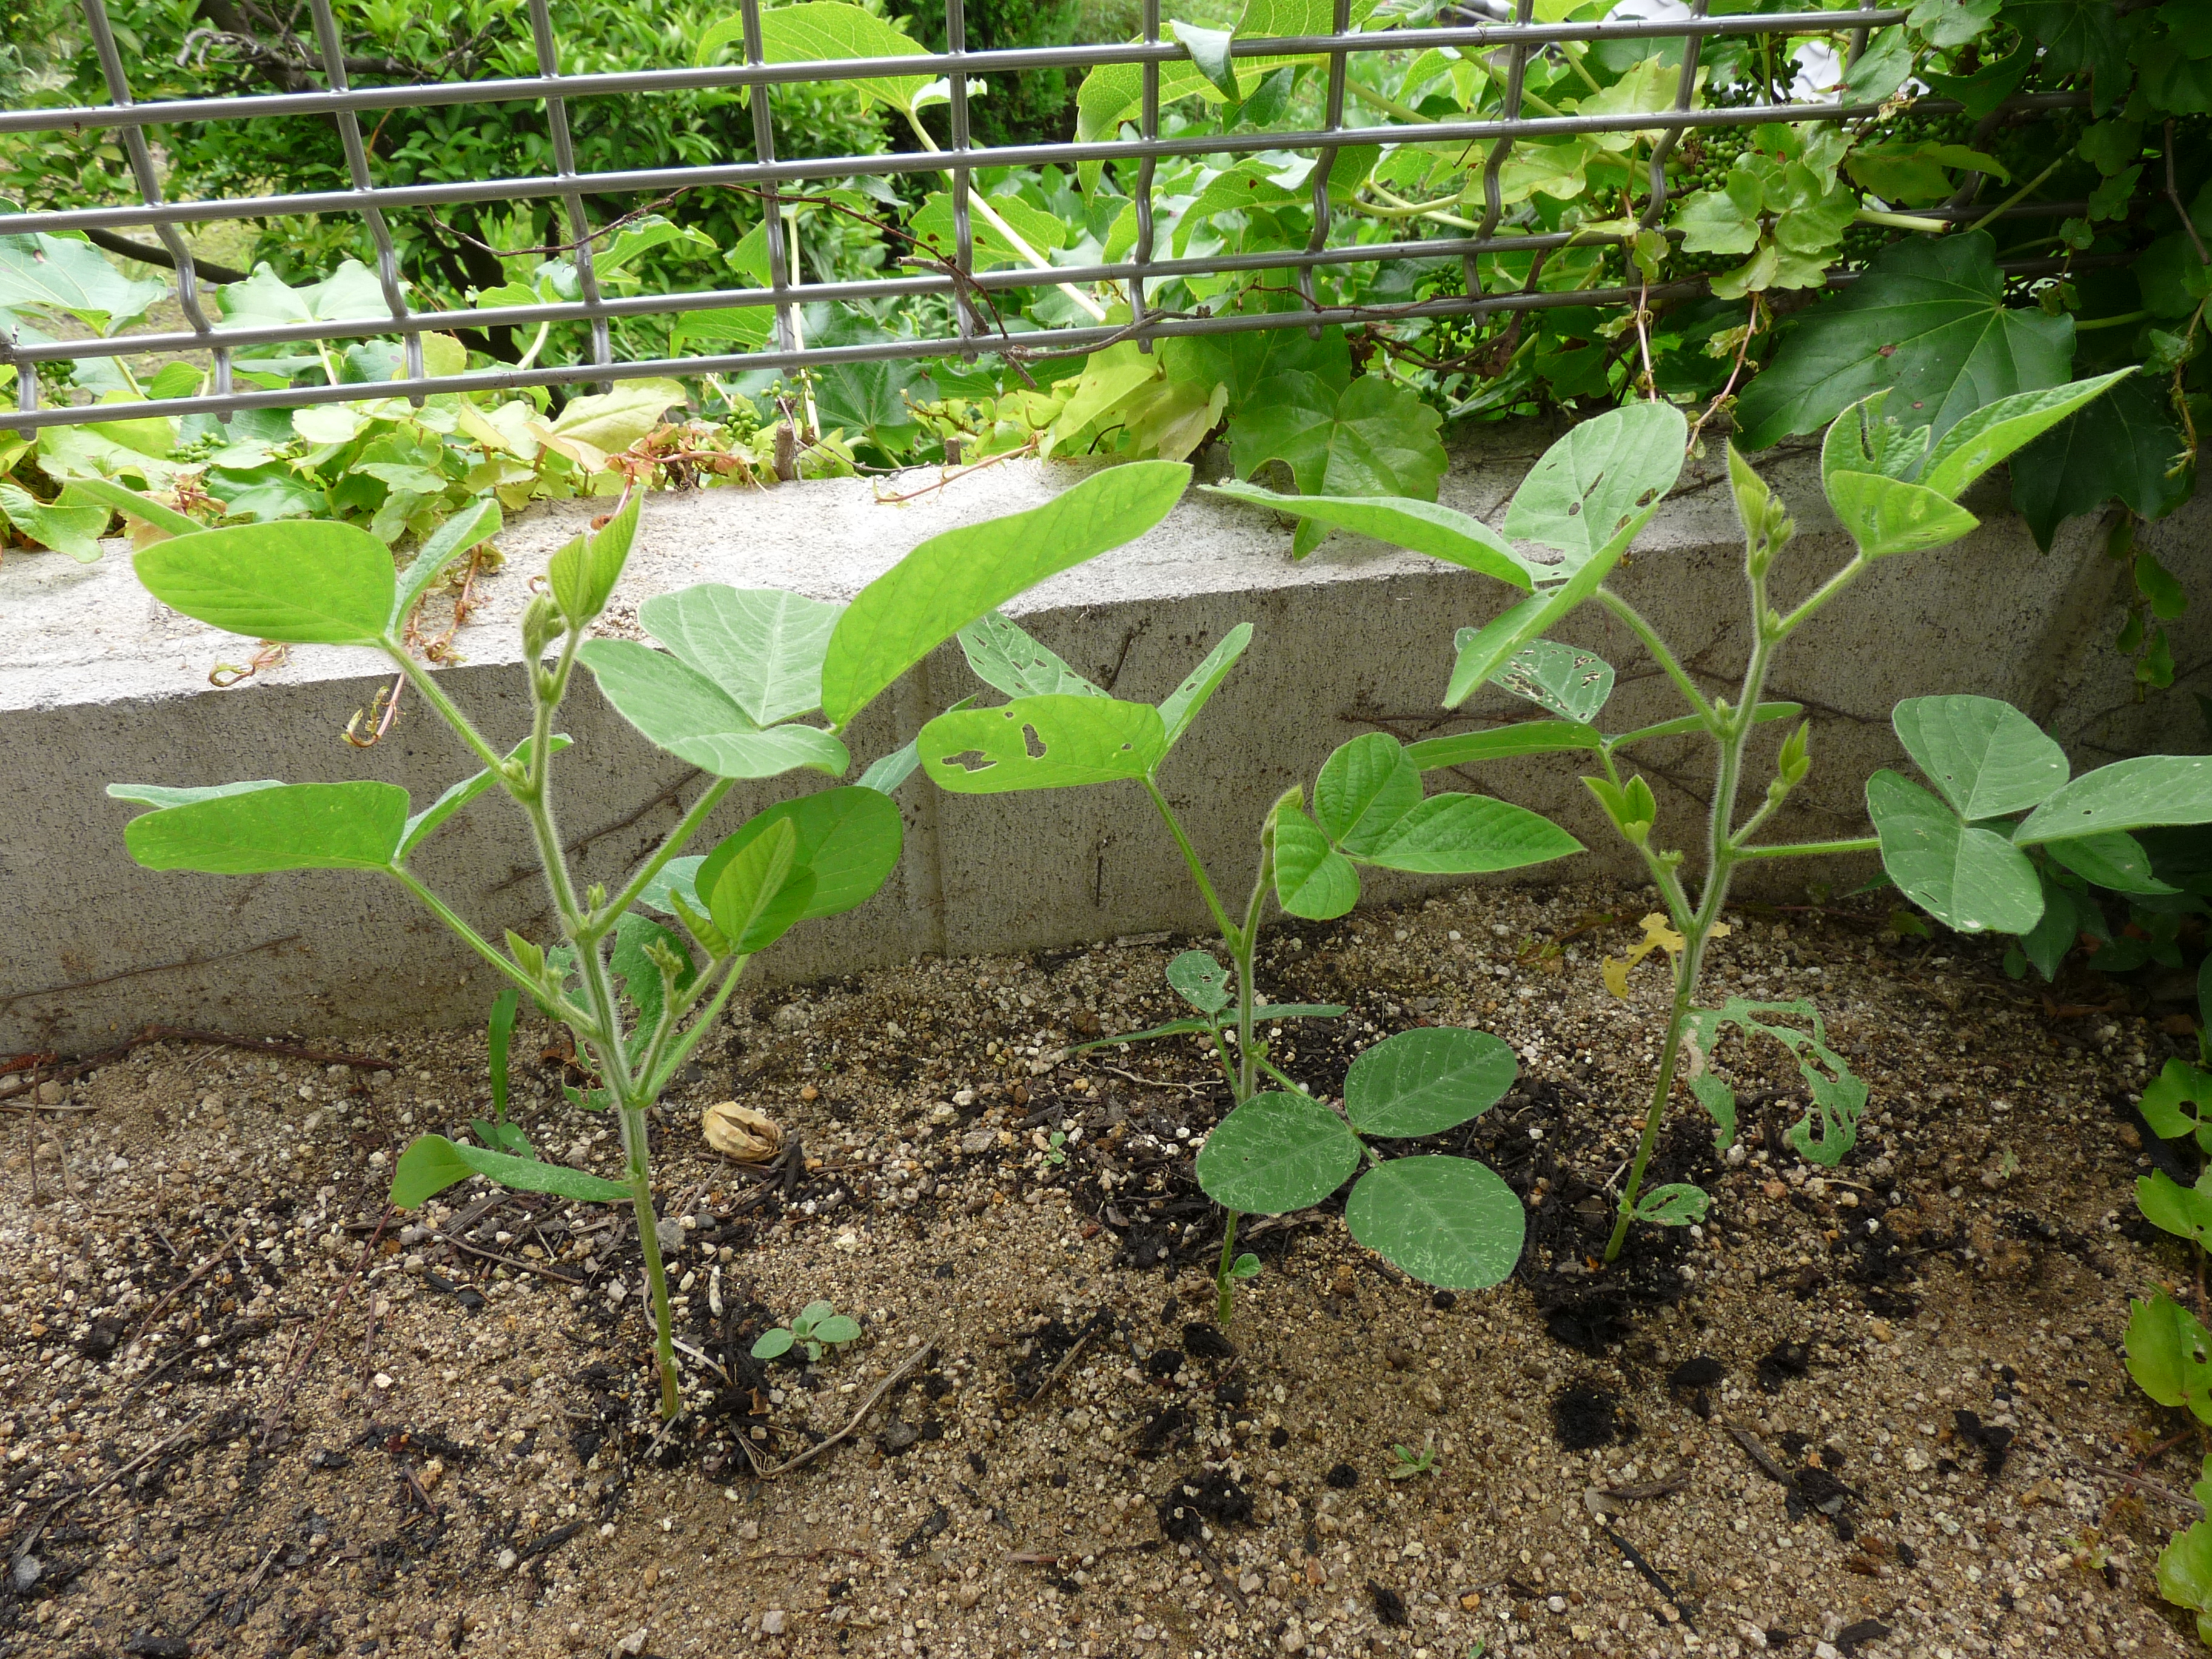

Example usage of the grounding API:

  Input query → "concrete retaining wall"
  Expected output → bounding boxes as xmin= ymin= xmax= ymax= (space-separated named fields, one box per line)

xmin=2 ymin=426 xmax=2200 ymax=1051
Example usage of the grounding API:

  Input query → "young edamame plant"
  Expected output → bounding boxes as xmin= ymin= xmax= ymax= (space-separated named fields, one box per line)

xmin=1213 ymin=370 xmax=2212 ymax=1261
xmin=914 ymin=604 xmax=1584 ymax=1322
xmin=104 ymin=460 xmax=1191 ymax=1415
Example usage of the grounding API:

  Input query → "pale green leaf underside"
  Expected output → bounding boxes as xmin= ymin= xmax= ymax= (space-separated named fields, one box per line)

xmin=109 ymin=779 xmax=281 ymax=809
xmin=1344 ymin=1156 xmax=1524 ymax=1289
xmin=1406 ymin=722 xmax=1603 ymax=768
xmin=956 ymin=609 xmax=1105 ymax=701
xmin=1866 ymin=768 xmax=2042 ymax=934
xmin=1167 ymin=950 xmax=1232 ymax=1016
xmin=578 ymin=638 xmax=850 ymax=780
xmin=1158 ymin=623 xmax=1254 ymax=750
xmin=1823 ymin=468 xmax=1980 ymax=557
xmin=2017 ymin=756 xmax=2212 ymax=845
xmin=642 ymin=584 xmax=844 ymax=726
xmin=1200 ymin=481 xmax=1532 ymax=590
xmin=1503 ymin=401 xmax=1687 ymax=575
xmin=1489 ymin=638 xmax=1615 ymax=724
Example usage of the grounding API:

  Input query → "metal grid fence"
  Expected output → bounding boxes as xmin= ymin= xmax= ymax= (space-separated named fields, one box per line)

xmin=1 ymin=0 xmax=2086 ymax=432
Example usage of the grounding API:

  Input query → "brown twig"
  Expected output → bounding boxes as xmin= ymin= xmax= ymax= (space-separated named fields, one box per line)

xmin=430 ymin=1228 xmax=585 ymax=1285
xmin=260 ymin=1207 xmax=391 ymax=1446
xmin=132 ymin=1223 xmax=251 ymax=1340
xmin=1723 ymin=1418 xmax=1793 ymax=1486
xmin=1021 ymin=1313 xmax=1106 ymax=1411
xmin=754 ymin=1339 xmax=937 ymax=1478
xmin=1600 ymin=1470 xmax=1692 ymax=1501
xmin=2086 ymin=1461 xmax=2206 ymax=1518
xmin=6 ymin=1420 xmax=202 ymax=1573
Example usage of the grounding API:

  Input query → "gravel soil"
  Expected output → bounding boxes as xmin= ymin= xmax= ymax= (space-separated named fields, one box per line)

xmin=1 ymin=879 xmax=2202 ymax=1659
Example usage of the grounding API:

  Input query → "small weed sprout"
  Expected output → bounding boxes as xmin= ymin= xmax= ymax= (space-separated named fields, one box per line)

xmin=1384 ymin=1441 xmax=1438 ymax=1480
xmin=752 ymin=1301 xmax=863 ymax=1364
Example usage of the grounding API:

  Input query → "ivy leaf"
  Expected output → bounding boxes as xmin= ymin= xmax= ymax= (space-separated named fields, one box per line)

xmin=1674 ymin=179 xmax=1762 ymax=257
xmin=0 ymin=230 xmax=168 ymax=335
xmin=1920 ymin=41 xmax=2034 ymax=118
xmin=1843 ymin=27 xmax=1915 ymax=101
xmin=1228 ymin=374 xmax=1446 ymax=556
xmin=2006 ymin=0 xmax=2131 ymax=113
xmin=2009 ymin=375 xmax=2193 ymax=551
xmin=1908 ymin=0 xmax=2000 ymax=48
xmin=1735 ymin=232 xmax=2076 ymax=449
xmin=1846 ymin=144 xmax=2009 ymax=207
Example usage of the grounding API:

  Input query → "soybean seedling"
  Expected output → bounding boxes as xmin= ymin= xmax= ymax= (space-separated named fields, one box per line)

xmin=915 ymin=610 xmax=1583 ymax=1322
xmin=1210 ymin=370 xmax=2212 ymax=1261
xmin=1385 ymin=1441 xmax=1438 ymax=1480
xmin=752 ymin=1300 xmax=863 ymax=1363
xmin=107 ymin=461 xmax=1190 ymax=1415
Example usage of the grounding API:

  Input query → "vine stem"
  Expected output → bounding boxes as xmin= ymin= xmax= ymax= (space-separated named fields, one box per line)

xmin=901 ymin=113 xmax=1108 ymax=321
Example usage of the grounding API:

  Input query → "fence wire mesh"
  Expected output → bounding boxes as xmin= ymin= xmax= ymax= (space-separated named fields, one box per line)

xmin=2 ymin=1 xmax=2088 ymax=431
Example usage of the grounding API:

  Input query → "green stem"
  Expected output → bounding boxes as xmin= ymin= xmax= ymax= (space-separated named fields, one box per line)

xmin=1347 ymin=79 xmax=1435 ymax=123
xmin=1772 ymin=553 xmax=1867 ymax=638
xmin=380 ymin=640 xmax=510 ymax=777
xmin=1966 ymin=158 xmax=2063 ymax=236
xmin=900 ymin=112 xmax=1107 ymax=321
xmin=1602 ymin=948 xmax=1704 ymax=1262
xmin=2074 ymin=310 xmax=2148 ymax=333
xmin=1854 ymin=208 xmax=1951 ymax=233
xmin=621 ymin=1110 xmax=681 ymax=1418
xmin=1731 ymin=835 xmax=1881 ymax=861
xmin=387 ymin=866 xmax=595 ymax=1030
xmin=1216 ymin=1210 xmax=1242 ymax=1326
xmin=1233 ymin=842 xmax=1273 ymax=1104
xmin=643 ymin=955 xmax=751 ymax=1099
xmin=583 ymin=775 xmax=739 ymax=942
xmin=1597 ymin=587 xmax=1719 ymax=728
xmin=1143 ymin=778 xmax=1241 ymax=950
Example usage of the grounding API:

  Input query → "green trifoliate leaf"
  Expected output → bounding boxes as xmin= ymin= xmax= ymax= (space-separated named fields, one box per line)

xmin=390 ymin=1134 xmax=628 ymax=1208
xmin=1199 ymin=482 xmax=1531 ymax=590
xmin=1272 ymin=805 xmax=1361 ymax=920
xmin=2043 ymin=831 xmax=2179 ymax=896
xmin=578 ymin=640 xmax=850 ymax=780
xmin=1344 ymin=1157 xmax=1524 ymax=1290
xmin=920 ymin=695 xmax=1168 ymax=792
xmin=2017 ymin=756 xmax=2212 ymax=846
xmin=956 ymin=610 xmax=1105 ymax=700
xmin=695 ymin=786 xmax=903 ymax=925
xmin=1358 ymin=795 xmax=1584 ymax=875
xmin=820 ymin=461 xmax=1188 ymax=729
xmin=1488 ymin=640 xmax=1615 ymax=724
xmin=1735 ymin=233 xmax=2076 ymax=451
xmin=1865 ymin=769 xmax=2043 ymax=934
xmin=1891 ymin=695 xmax=2068 ymax=819
xmin=1822 ymin=469 xmax=1979 ymax=558
xmin=1166 ymin=951 xmax=1232 ymax=1017
xmin=641 ymin=585 xmax=844 ymax=726
xmin=1344 ymin=1028 xmax=1516 ymax=1139
xmin=1503 ymin=401 xmax=1687 ymax=578
xmin=1313 ymin=732 xmax=1421 ymax=855
xmin=1158 ymin=624 xmax=1253 ymax=751
xmin=135 ymin=518 xmax=397 ymax=645
xmin=1634 ymin=1183 xmax=1712 ymax=1225
xmin=1194 ymin=1092 xmax=1364 ymax=1215
xmin=1915 ymin=369 xmax=2134 ymax=500
xmin=122 ymin=780 xmax=408 ymax=874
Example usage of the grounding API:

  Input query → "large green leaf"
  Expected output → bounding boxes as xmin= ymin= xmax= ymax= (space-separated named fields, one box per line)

xmin=640 ymin=585 xmax=843 ymax=726
xmin=2127 ymin=1292 xmax=2212 ymax=1421
xmin=2043 ymin=831 xmax=2179 ymax=896
xmin=697 ymin=1 xmax=931 ymax=113
xmin=1344 ymin=1157 xmax=1524 ymax=1290
xmin=2017 ymin=756 xmax=2212 ymax=845
xmin=216 ymin=260 xmax=392 ymax=333
xmin=390 ymin=1133 xmax=628 ymax=1208
xmin=920 ymin=695 xmax=1167 ymax=792
xmin=708 ymin=815 xmax=811 ymax=954
xmin=1227 ymin=374 xmax=1447 ymax=555
xmin=577 ymin=639 xmax=850 ymax=780
xmin=1313 ymin=732 xmax=1421 ymax=855
xmin=693 ymin=785 xmax=902 ymax=922
xmin=1865 ymin=768 xmax=2043 ymax=934
xmin=1489 ymin=640 xmax=1614 ymax=723
xmin=135 ymin=519 xmax=397 ymax=645
xmin=820 ymin=461 xmax=1188 ymax=729
xmin=123 ymin=780 xmax=409 ymax=873
xmin=1192 ymin=1091 xmax=1363 ymax=1214
xmin=2159 ymin=1522 xmax=2212 ymax=1633
xmin=1891 ymin=695 xmax=2068 ymax=818
xmin=1272 ymin=805 xmax=1361 ymax=920
xmin=1406 ymin=722 xmax=1603 ymax=768
xmin=1158 ymin=625 xmax=1253 ymax=751
xmin=0 ymin=230 xmax=167 ymax=334
xmin=1344 ymin=1028 xmax=1516 ymax=1139
xmin=1442 ymin=506 xmax=1660 ymax=708
xmin=1503 ymin=401 xmax=1687 ymax=577
xmin=955 ymin=611 xmax=1104 ymax=700
xmin=1360 ymin=795 xmax=1584 ymax=874
xmin=2009 ymin=375 xmax=2194 ymax=552
xmin=1735 ymin=233 xmax=2076 ymax=449
xmin=1199 ymin=482 xmax=1531 ymax=590
xmin=1822 ymin=469 xmax=1980 ymax=558
xmin=1916 ymin=369 xmax=2135 ymax=500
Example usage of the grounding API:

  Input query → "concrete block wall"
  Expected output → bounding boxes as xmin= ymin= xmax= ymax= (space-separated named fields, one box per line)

xmin=1 ymin=427 xmax=2199 ymax=1050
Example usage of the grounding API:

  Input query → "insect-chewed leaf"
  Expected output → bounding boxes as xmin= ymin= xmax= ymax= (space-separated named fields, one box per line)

xmin=122 ymin=780 xmax=408 ymax=873
xmin=1823 ymin=469 xmax=1979 ymax=558
xmin=1866 ymin=768 xmax=2042 ymax=934
xmin=1487 ymin=639 xmax=1615 ymax=723
xmin=2017 ymin=755 xmax=2212 ymax=846
xmin=1313 ymin=732 xmax=1421 ymax=854
xmin=1503 ymin=401 xmax=1687 ymax=575
xmin=640 ymin=585 xmax=844 ymax=726
xmin=135 ymin=518 xmax=395 ymax=644
xmin=1682 ymin=997 xmax=1868 ymax=1167
xmin=1158 ymin=623 xmax=1254 ymax=750
xmin=1344 ymin=1027 xmax=1516 ymax=1138
xmin=1344 ymin=1156 xmax=1524 ymax=1289
xmin=694 ymin=786 xmax=903 ymax=923
xmin=578 ymin=639 xmax=851 ymax=779
xmin=1891 ymin=695 xmax=2066 ymax=819
xmin=1633 ymin=1182 xmax=1711 ymax=1225
xmin=1442 ymin=504 xmax=1658 ymax=710
xmin=1272 ymin=803 xmax=1361 ymax=920
xmin=820 ymin=460 xmax=1188 ymax=728
xmin=1359 ymin=794 xmax=1585 ymax=874
xmin=390 ymin=1133 xmax=628 ymax=1208
xmin=920 ymin=695 xmax=1167 ymax=791
xmin=2139 ymin=1059 xmax=2212 ymax=1145
xmin=956 ymin=610 xmax=1105 ymax=700
xmin=1193 ymin=1092 xmax=1363 ymax=1215
xmin=1166 ymin=950 xmax=1232 ymax=1016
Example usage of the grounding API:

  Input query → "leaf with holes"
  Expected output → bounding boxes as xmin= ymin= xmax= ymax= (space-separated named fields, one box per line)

xmin=1682 ymin=997 xmax=1868 ymax=1167
xmin=2128 ymin=1292 xmax=2212 ymax=1423
xmin=1823 ymin=470 xmax=1980 ymax=558
xmin=1166 ymin=950 xmax=1232 ymax=1017
xmin=956 ymin=611 xmax=1105 ymax=700
xmin=1344 ymin=1028 xmax=1516 ymax=1139
xmin=1158 ymin=624 xmax=1253 ymax=750
xmin=1503 ymin=400 xmax=1687 ymax=578
xmin=920 ymin=695 xmax=1167 ymax=793
xmin=1489 ymin=640 xmax=1615 ymax=723
xmin=1634 ymin=1183 xmax=1712 ymax=1225
xmin=1345 ymin=1158 xmax=1524 ymax=1289
xmin=2140 ymin=1171 xmax=2212 ymax=1248
xmin=1891 ymin=695 xmax=2068 ymax=819
xmin=1194 ymin=1092 xmax=1364 ymax=1214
